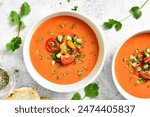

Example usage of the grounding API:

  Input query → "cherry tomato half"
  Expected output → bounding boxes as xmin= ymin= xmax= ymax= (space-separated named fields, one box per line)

xmin=139 ymin=70 xmax=150 ymax=80
xmin=144 ymin=57 xmax=150 ymax=63
xmin=45 ymin=38 xmax=60 ymax=53
xmin=61 ymin=55 xmax=76 ymax=65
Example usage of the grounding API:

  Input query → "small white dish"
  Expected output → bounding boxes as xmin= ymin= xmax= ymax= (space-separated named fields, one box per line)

xmin=0 ymin=63 xmax=16 ymax=99
xmin=23 ymin=11 xmax=105 ymax=92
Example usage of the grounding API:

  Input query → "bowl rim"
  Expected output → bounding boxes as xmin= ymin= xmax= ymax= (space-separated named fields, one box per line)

xmin=112 ymin=30 xmax=150 ymax=100
xmin=23 ymin=11 xmax=105 ymax=93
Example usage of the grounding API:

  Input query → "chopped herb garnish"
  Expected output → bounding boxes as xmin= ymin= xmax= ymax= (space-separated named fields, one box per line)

xmin=81 ymin=46 xmax=84 ymax=49
xmin=48 ymin=31 xmax=54 ymax=35
xmin=64 ymin=71 xmax=69 ymax=76
xmin=57 ymin=75 xmax=62 ymax=79
xmin=89 ymin=51 xmax=94 ymax=55
xmin=52 ymin=69 xmax=57 ymax=74
xmin=91 ymin=41 xmax=95 ymax=45
xmin=39 ymin=55 xmax=43 ymax=60
xmin=126 ymin=63 xmax=131 ymax=67
xmin=123 ymin=58 xmax=129 ymax=62
xmin=83 ymin=66 xmax=89 ymax=71
xmin=57 ymin=64 xmax=63 ymax=69
xmin=77 ymin=70 xmax=83 ymax=77
xmin=130 ymin=70 xmax=133 ymax=74
xmin=37 ymin=38 xmax=43 ymax=43
xmin=80 ymin=54 xmax=86 ymax=58
xmin=72 ymin=23 xmax=77 ymax=29
xmin=136 ymin=78 xmax=145 ymax=84
xmin=87 ymin=34 xmax=91 ymax=38
xmin=59 ymin=24 xmax=66 ymax=28
xmin=67 ymin=0 xmax=71 ymax=2
xmin=72 ymin=6 xmax=78 ymax=11
xmin=135 ymin=49 xmax=139 ymax=53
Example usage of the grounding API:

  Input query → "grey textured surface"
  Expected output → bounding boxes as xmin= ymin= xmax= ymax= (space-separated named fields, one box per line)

xmin=0 ymin=0 xmax=150 ymax=100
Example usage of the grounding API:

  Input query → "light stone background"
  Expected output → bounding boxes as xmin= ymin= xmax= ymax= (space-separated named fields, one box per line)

xmin=0 ymin=0 xmax=150 ymax=100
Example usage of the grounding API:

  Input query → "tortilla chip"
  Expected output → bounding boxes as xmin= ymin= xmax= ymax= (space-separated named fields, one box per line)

xmin=6 ymin=87 xmax=40 ymax=100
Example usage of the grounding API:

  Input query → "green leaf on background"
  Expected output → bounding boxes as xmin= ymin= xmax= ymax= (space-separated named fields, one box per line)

xmin=130 ymin=6 xmax=142 ymax=19
xmin=10 ymin=11 xmax=20 ymax=25
xmin=71 ymin=93 xmax=81 ymax=100
xmin=21 ymin=2 xmax=31 ymax=16
xmin=71 ymin=6 xmax=78 ymax=11
xmin=84 ymin=83 xmax=99 ymax=98
xmin=67 ymin=0 xmax=71 ymax=2
xmin=103 ymin=19 xmax=122 ymax=31
xmin=19 ymin=20 xmax=26 ymax=29
xmin=6 ymin=36 xmax=22 ymax=52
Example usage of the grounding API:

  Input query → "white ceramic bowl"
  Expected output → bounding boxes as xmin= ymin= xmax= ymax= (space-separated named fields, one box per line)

xmin=112 ymin=30 xmax=150 ymax=100
xmin=23 ymin=11 xmax=105 ymax=92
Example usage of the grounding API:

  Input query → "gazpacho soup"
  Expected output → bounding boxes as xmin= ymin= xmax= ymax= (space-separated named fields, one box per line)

xmin=115 ymin=33 xmax=150 ymax=98
xmin=30 ymin=16 xmax=99 ymax=85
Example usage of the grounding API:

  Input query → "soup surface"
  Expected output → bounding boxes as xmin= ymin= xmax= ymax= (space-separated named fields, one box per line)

xmin=115 ymin=33 xmax=150 ymax=98
xmin=30 ymin=16 xmax=99 ymax=85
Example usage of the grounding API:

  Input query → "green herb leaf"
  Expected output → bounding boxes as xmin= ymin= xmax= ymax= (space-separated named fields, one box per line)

xmin=130 ymin=6 xmax=142 ymax=19
xmin=72 ymin=6 xmax=78 ymax=11
xmin=103 ymin=19 xmax=122 ymax=31
xmin=67 ymin=0 xmax=71 ymax=2
xmin=136 ymin=78 xmax=145 ymax=84
xmin=6 ymin=2 xmax=31 ymax=52
xmin=84 ymin=83 xmax=99 ymax=98
xmin=6 ymin=36 xmax=22 ymax=52
xmin=10 ymin=11 xmax=20 ymax=25
xmin=59 ymin=24 xmax=66 ymax=28
xmin=21 ymin=2 xmax=31 ymax=16
xmin=39 ymin=55 xmax=43 ymax=60
xmin=57 ymin=75 xmax=62 ymax=79
xmin=19 ymin=20 xmax=26 ymax=29
xmin=71 ymin=93 xmax=81 ymax=100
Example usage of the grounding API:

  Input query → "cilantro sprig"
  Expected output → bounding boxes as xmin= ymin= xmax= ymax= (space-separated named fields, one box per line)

xmin=103 ymin=19 xmax=122 ymax=32
xmin=130 ymin=0 xmax=149 ymax=19
xmin=71 ymin=83 xmax=99 ymax=100
xmin=130 ymin=6 xmax=142 ymax=19
xmin=103 ymin=0 xmax=149 ymax=32
xmin=6 ymin=2 xmax=31 ymax=52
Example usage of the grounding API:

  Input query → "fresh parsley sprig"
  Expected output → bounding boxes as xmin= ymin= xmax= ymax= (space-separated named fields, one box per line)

xmin=71 ymin=83 xmax=99 ymax=100
xmin=6 ymin=2 xmax=31 ymax=52
xmin=103 ymin=0 xmax=149 ymax=32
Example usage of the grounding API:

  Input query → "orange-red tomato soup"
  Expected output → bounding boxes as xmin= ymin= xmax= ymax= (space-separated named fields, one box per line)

xmin=30 ymin=16 xmax=99 ymax=85
xmin=115 ymin=33 xmax=150 ymax=98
